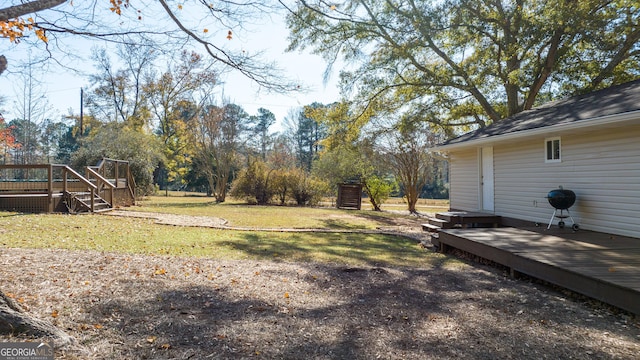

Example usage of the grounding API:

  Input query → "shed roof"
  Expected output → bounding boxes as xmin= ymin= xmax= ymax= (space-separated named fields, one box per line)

xmin=434 ymin=79 xmax=640 ymax=151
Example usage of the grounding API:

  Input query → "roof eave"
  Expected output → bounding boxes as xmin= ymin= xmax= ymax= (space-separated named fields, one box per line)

xmin=430 ymin=110 xmax=640 ymax=152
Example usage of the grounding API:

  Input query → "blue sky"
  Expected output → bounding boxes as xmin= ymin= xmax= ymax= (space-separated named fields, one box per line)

xmin=0 ymin=5 xmax=341 ymax=132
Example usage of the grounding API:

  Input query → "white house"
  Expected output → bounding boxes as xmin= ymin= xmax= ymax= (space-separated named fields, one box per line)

xmin=431 ymin=80 xmax=640 ymax=238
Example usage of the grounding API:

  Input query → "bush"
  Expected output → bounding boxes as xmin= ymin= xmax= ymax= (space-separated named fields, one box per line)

xmin=363 ymin=175 xmax=398 ymax=211
xmin=270 ymin=169 xmax=294 ymax=205
xmin=231 ymin=162 xmax=328 ymax=206
xmin=229 ymin=160 xmax=275 ymax=205
xmin=288 ymin=168 xmax=328 ymax=206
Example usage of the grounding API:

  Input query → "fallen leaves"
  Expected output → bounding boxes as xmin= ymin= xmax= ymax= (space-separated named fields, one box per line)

xmin=1 ymin=248 xmax=637 ymax=360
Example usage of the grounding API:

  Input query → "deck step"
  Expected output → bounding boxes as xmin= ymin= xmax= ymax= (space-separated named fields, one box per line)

xmin=430 ymin=232 xmax=440 ymax=248
xmin=434 ymin=211 xmax=502 ymax=228
xmin=422 ymin=223 xmax=441 ymax=232
xmin=64 ymin=191 xmax=113 ymax=214
xmin=428 ymin=217 xmax=455 ymax=229
xmin=436 ymin=212 xmax=457 ymax=222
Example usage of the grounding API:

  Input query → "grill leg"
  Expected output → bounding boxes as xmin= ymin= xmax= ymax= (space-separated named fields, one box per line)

xmin=565 ymin=209 xmax=576 ymax=226
xmin=547 ymin=209 xmax=558 ymax=230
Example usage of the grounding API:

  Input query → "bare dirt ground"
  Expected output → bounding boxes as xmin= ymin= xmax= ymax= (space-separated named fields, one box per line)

xmin=1 ymin=212 xmax=639 ymax=359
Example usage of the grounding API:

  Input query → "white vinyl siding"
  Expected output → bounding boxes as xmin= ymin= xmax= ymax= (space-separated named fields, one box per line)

xmin=449 ymin=149 xmax=479 ymax=211
xmin=490 ymin=124 xmax=640 ymax=237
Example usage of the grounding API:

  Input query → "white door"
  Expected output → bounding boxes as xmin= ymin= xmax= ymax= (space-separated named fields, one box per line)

xmin=481 ymin=147 xmax=494 ymax=212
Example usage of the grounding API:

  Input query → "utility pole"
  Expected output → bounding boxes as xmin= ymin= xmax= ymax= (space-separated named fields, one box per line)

xmin=79 ymin=88 xmax=84 ymax=137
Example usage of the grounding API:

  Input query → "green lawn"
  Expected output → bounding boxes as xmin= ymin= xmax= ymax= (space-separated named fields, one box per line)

xmin=0 ymin=195 xmax=453 ymax=268
xmin=134 ymin=193 xmax=449 ymax=228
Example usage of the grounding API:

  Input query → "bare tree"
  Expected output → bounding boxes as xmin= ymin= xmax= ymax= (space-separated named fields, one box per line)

xmin=11 ymin=60 xmax=55 ymax=164
xmin=192 ymin=101 xmax=251 ymax=202
xmin=146 ymin=51 xmax=216 ymax=189
xmin=377 ymin=121 xmax=438 ymax=214
xmin=1 ymin=1 xmax=299 ymax=92
xmin=85 ymin=44 xmax=156 ymax=128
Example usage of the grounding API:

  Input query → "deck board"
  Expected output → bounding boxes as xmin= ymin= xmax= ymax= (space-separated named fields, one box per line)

xmin=438 ymin=227 xmax=640 ymax=314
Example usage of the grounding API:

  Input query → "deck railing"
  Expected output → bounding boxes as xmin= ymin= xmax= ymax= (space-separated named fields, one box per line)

xmin=60 ymin=165 xmax=99 ymax=212
xmin=87 ymin=158 xmax=136 ymax=206
xmin=0 ymin=158 xmax=136 ymax=213
xmin=0 ymin=164 xmax=98 ymax=212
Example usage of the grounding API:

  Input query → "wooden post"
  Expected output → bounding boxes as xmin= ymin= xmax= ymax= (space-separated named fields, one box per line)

xmin=47 ymin=165 xmax=54 ymax=212
xmin=90 ymin=188 xmax=95 ymax=212
xmin=63 ymin=167 xmax=68 ymax=193
xmin=115 ymin=160 xmax=119 ymax=189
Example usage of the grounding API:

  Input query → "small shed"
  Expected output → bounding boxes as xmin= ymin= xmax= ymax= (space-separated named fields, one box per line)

xmin=337 ymin=183 xmax=363 ymax=210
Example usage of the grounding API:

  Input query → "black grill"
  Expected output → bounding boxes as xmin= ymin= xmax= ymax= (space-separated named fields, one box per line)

xmin=547 ymin=188 xmax=576 ymax=210
xmin=546 ymin=187 xmax=579 ymax=231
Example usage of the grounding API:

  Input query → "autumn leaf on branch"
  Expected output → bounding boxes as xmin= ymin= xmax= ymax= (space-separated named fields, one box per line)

xmin=109 ymin=0 xmax=130 ymax=15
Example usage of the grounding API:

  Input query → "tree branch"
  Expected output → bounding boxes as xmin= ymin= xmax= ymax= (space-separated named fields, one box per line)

xmin=0 ymin=0 xmax=67 ymax=22
xmin=158 ymin=0 xmax=296 ymax=93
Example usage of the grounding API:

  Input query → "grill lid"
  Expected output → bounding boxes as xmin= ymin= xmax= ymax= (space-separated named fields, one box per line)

xmin=547 ymin=188 xmax=576 ymax=210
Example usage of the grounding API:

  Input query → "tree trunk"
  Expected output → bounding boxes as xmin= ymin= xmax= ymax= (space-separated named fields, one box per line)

xmin=0 ymin=291 xmax=75 ymax=347
xmin=405 ymin=191 xmax=419 ymax=214
xmin=362 ymin=181 xmax=381 ymax=211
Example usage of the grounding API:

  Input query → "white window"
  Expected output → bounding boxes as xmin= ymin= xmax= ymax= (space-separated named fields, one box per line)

xmin=545 ymin=137 xmax=561 ymax=163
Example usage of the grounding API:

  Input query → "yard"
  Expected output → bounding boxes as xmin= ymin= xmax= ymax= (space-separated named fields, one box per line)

xmin=0 ymin=195 xmax=638 ymax=359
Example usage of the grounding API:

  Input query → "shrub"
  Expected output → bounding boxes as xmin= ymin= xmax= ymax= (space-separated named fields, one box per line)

xmin=288 ymin=167 xmax=328 ymax=206
xmin=229 ymin=159 xmax=275 ymax=205
xmin=363 ymin=175 xmax=398 ymax=211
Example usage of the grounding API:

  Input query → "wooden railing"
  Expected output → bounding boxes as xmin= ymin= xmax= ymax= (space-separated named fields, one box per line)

xmin=0 ymin=164 xmax=99 ymax=212
xmin=87 ymin=158 xmax=136 ymax=206
xmin=60 ymin=165 xmax=100 ymax=212
xmin=0 ymin=158 xmax=136 ymax=213
xmin=85 ymin=167 xmax=115 ymax=207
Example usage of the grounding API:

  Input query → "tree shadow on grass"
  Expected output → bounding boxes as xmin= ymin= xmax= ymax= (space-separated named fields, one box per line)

xmin=349 ymin=210 xmax=427 ymax=227
xmin=231 ymin=232 xmax=430 ymax=267
xmin=318 ymin=218 xmax=372 ymax=230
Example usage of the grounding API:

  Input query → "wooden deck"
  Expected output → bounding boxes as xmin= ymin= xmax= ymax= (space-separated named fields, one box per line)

xmin=438 ymin=227 xmax=640 ymax=315
xmin=0 ymin=159 xmax=135 ymax=213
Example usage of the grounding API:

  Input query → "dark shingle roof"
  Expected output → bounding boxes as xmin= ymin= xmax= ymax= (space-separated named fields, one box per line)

xmin=442 ymin=79 xmax=640 ymax=146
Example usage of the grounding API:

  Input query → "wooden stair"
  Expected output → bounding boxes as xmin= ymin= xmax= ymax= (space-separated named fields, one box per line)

xmin=64 ymin=191 xmax=113 ymax=214
xmin=422 ymin=211 xmax=502 ymax=248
